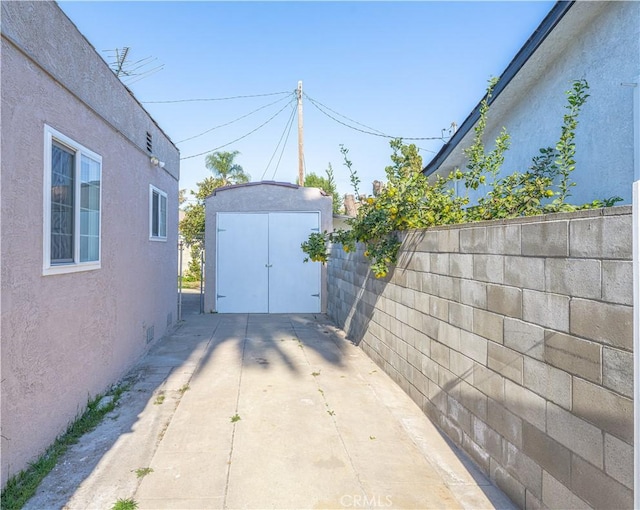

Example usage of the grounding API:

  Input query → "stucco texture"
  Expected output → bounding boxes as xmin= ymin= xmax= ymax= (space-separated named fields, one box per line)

xmin=1 ymin=2 xmax=179 ymax=487
xmin=432 ymin=1 xmax=639 ymax=206
xmin=204 ymin=182 xmax=333 ymax=313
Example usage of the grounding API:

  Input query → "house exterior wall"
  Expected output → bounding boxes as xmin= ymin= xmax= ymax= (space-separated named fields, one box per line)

xmin=327 ymin=207 xmax=633 ymax=509
xmin=1 ymin=1 xmax=179 ymax=487
xmin=204 ymin=182 xmax=332 ymax=313
xmin=430 ymin=1 xmax=639 ymax=207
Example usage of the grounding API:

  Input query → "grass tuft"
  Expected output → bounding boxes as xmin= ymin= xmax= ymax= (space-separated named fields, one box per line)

xmin=1 ymin=383 xmax=129 ymax=509
xmin=112 ymin=498 xmax=138 ymax=510
xmin=134 ymin=467 xmax=153 ymax=479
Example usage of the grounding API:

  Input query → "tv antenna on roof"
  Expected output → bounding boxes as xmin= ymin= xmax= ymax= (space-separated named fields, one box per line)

xmin=103 ymin=47 xmax=164 ymax=85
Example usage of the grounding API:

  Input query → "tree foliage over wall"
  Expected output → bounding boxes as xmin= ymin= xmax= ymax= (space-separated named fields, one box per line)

xmin=300 ymin=163 xmax=343 ymax=214
xmin=302 ymin=79 xmax=621 ymax=278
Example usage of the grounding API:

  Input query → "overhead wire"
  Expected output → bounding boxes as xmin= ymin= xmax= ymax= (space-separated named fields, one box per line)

xmin=271 ymin=107 xmax=297 ymax=181
xmin=176 ymin=92 xmax=295 ymax=144
xmin=165 ymin=87 xmax=442 ymax=162
xmin=304 ymin=92 xmax=445 ymax=143
xmin=261 ymin=101 xmax=297 ymax=181
xmin=142 ymin=91 xmax=291 ymax=104
xmin=302 ymin=92 xmax=386 ymax=136
xmin=180 ymin=97 xmax=296 ymax=161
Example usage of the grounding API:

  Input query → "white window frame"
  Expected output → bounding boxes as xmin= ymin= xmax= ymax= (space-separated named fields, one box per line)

xmin=149 ymin=185 xmax=168 ymax=241
xmin=43 ymin=125 xmax=102 ymax=275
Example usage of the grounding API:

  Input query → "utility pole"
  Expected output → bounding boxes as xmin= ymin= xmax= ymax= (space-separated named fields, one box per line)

xmin=297 ymin=80 xmax=304 ymax=187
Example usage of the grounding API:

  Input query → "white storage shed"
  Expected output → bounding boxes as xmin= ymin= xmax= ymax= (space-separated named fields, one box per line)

xmin=204 ymin=181 xmax=333 ymax=313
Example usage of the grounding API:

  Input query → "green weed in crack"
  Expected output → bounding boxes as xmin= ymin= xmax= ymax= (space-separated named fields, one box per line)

xmin=1 ymin=383 xmax=130 ymax=509
xmin=134 ymin=467 xmax=153 ymax=479
xmin=111 ymin=498 xmax=138 ymax=510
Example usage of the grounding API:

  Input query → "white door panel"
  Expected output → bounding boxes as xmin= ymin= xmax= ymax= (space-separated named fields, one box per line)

xmin=217 ymin=213 xmax=269 ymax=313
xmin=269 ymin=212 xmax=320 ymax=313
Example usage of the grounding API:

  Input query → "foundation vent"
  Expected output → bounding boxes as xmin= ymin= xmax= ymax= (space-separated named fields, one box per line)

xmin=146 ymin=325 xmax=154 ymax=344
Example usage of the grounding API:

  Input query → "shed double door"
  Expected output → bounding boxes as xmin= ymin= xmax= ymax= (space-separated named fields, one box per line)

xmin=216 ymin=212 xmax=321 ymax=313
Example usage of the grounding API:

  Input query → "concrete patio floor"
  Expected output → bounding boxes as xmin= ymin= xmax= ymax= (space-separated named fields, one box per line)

xmin=25 ymin=292 xmax=515 ymax=510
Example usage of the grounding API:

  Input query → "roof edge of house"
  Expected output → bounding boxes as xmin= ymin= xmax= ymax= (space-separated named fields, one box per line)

xmin=54 ymin=2 xmax=179 ymax=153
xmin=423 ymin=0 xmax=574 ymax=176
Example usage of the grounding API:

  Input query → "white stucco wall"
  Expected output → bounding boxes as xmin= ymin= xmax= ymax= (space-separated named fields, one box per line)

xmin=1 ymin=1 xmax=179 ymax=486
xmin=431 ymin=1 xmax=640 ymax=206
xmin=204 ymin=182 xmax=333 ymax=313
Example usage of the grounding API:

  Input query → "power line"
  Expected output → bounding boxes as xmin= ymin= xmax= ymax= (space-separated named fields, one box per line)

xmin=271 ymin=106 xmax=297 ymax=181
xmin=305 ymin=93 xmax=446 ymax=142
xmin=261 ymin=102 xmax=297 ymax=180
xmin=142 ymin=91 xmax=291 ymax=104
xmin=302 ymin=92 xmax=386 ymax=136
xmin=176 ymin=93 xmax=295 ymax=144
xmin=180 ymin=98 xmax=296 ymax=161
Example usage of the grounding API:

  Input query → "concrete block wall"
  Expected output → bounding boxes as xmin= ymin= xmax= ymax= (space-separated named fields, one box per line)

xmin=327 ymin=206 xmax=634 ymax=509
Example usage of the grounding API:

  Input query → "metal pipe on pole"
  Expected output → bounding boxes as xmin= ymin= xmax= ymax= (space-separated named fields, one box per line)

xmin=632 ymin=75 xmax=639 ymax=510
xmin=178 ymin=238 xmax=183 ymax=322
xmin=199 ymin=249 xmax=205 ymax=314
xmin=297 ymin=80 xmax=304 ymax=187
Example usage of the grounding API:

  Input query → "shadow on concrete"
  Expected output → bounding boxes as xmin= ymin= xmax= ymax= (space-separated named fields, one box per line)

xmin=326 ymin=232 xmax=518 ymax=509
xmin=23 ymin=306 xmax=349 ymax=509
xmin=190 ymin=312 xmax=347 ymax=382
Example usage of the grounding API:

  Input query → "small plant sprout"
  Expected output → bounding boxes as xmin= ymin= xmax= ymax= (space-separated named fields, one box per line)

xmin=134 ymin=467 xmax=153 ymax=478
xmin=178 ymin=384 xmax=190 ymax=394
xmin=370 ymin=436 xmax=376 ymax=440
xmin=230 ymin=414 xmax=241 ymax=423
xmin=311 ymin=371 xmax=320 ymax=377
xmin=112 ymin=498 xmax=138 ymax=510
xmin=327 ymin=410 xmax=335 ymax=416
xmin=153 ymin=393 xmax=165 ymax=405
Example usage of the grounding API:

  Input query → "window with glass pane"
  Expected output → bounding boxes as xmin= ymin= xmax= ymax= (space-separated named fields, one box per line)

xmin=80 ymin=155 xmax=101 ymax=262
xmin=44 ymin=126 xmax=101 ymax=274
xmin=51 ymin=142 xmax=75 ymax=263
xmin=150 ymin=186 xmax=168 ymax=240
xmin=159 ymin=193 xmax=167 ymax=237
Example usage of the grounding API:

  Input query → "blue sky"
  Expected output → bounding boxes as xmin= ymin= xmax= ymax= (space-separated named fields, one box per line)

xmin=59 ymin=1 xmax=556 ymax=202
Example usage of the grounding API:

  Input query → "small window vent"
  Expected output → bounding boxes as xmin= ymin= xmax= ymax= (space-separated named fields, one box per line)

xmin=146 ymin=131 xmax=153 ymax=153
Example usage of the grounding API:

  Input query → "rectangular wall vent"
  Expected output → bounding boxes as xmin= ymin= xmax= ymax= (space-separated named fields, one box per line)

xmin=146 ymin=325 xmax=154 ymax=344
xmin=146 ymin=131 xmax=152 ymax=153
